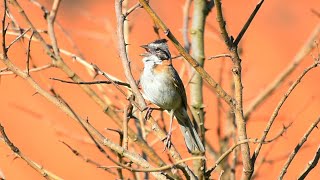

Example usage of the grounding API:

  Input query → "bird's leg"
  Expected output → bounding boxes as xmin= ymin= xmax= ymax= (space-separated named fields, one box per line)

xmin=143 ymin=106 xmax=162 ymax=121
xmin=143 ymin=106 xmax=153 ymax=121
xmin=163 ymin=110 xmax=174 ymax=151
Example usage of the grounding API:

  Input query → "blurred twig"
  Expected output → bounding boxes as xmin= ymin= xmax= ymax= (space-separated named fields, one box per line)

xmin=245 ymin=24 xmax=320 ymax=120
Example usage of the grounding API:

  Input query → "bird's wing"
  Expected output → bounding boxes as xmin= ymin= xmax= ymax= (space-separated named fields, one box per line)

xmin=169 ymin=66 xmax=188 ymax=109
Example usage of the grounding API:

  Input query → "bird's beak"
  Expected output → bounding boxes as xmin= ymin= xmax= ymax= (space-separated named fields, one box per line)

xmin=140 ymin=44 xmax=149 ymax=49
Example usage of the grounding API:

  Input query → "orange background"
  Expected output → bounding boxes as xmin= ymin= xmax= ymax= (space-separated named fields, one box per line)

xmin=0 ymin=0 xmax=319 ymax=179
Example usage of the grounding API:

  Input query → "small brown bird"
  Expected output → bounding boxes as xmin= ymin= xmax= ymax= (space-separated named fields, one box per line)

xmin=140 ymin=39 xmax=205 ymax=154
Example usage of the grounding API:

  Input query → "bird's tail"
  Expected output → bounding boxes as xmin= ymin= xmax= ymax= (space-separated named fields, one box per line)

xmin=174 ymin=108 xmax=205 ymax=154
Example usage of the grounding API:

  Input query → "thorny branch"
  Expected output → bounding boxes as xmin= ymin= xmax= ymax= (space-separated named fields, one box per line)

xmin=0 ymin=122 xmax=62 ymax=180
xmin=278 ymin=117 xmax=320 ymax=179
xmin=253 ymin=59 xmax=320 ymax=164
xmin=297 ymin=146 xmax=320 ymax=180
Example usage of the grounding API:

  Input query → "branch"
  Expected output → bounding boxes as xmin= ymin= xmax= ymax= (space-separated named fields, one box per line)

xmin=253 ymin=60 xmax=320 ymax=164
xmin=9 ymin=0 xmax=167 ymax=168
xmin=279 ymin=117 xmax=320 ymax=179
xmin=60 ymin=141 xmax=116 ymax=175
xmin=115 ymin=0 xmax=145 ymax=108
xmin=245 ymin=25 xmax=320 ymax=120
xmin=0 ymin=123 xmax=62 ymax=180
xmin=99 ymin=156 xmax=205 ymax=173
xmin=50 ymin=78 xmax=131 ymax=88
xmin=233 ymin=0 xmax=264 ymax=46
xmin=206 ymin=138 xmax=269 ymax=175
xmin=214 ymin=0 xmax=253 ymax=179
xmin=47 ymin=0 xmax=61 ymax=56
xmin=208 ymin=53 xmax=232 ymax=60
xmin=297 ymin=146 xmax=320 ymax=180
xmin=182 ymin=0 xmax=192 ymax=52
xmin=0 ymin=64 xmax=53 ymax=75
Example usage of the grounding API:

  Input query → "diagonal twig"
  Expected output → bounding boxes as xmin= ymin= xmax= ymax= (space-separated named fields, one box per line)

xmin=253 ymin=60 xmax=320 ymax=165
xmin=278 ymin=117 xmax=320 ymax=179
xmin=297 ymin=146 xmax=320 ymax=180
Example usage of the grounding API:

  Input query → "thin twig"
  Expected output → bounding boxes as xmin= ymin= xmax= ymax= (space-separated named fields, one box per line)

xmin=253 ymin=60 xmax=320 ymax=165
xmin=245 ymin=25 xmax=320 ymax=120
xmin=233 ymin=0 xmax=265 ymax=46
xmin=26 ymin=31 xmax=34 ymax=75
xmin=278 ymin=117 xmax=320 ymax=179
xmin=47 ymin=0 xmax=61 ymax=56
xmin=6 ymin=27 xmax=31 ymax=50
xmin=60 ymin=141 xmax=116 ymax=175
xmin=207 ymin=138 xmax=268 ymax=174
xmin=100 ymin=156 xmax=205 ymax=173
xmin=0 ymin=123 xmax=62 ymax=180
xmin=208 ymin=54 xmax=232 ymax=60
xmin=0 ymin=64 xmax=53 ymax=75
xmin=297 ymin=146 xmax=320 ymax=180
xmin=50 ymin=78 xmax=130 ymax=88
xmin=182 ymin=0 xmax=192 ymax=52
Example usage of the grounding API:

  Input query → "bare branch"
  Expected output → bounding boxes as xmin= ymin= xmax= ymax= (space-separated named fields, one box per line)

xmin=233 ymin=0 xmax=265 ymax=46
xmin=0 ymin=64 xmax=53 ymax=75
xmin=182 ymin=0 xmax=192 ymax=52
xmin=208 ymin=54 xmax=232 ymax=60
xmin=0 ymin=123 xmax=62 ymax=180
xmin=60 ymin=141 xmax=116 ymax=175
xmin=245 ymin=25 xmax=320 ymax=120
xmin=50 ymin=78 xmax=131 ymax=88
xmin=6 ymin=27 xmax=30 ymax=50
xmin=253 ymin=60 xmax=320 ymax=164
xmin=279 ymin=117 xmax=320 ymax=179
xmin=214 ymin=0 xmax=253 ymax=179
xmin=297 ymin=146 xmax=320 ymax=180
xmin=47 ymin=0 xmax=62 ymax=56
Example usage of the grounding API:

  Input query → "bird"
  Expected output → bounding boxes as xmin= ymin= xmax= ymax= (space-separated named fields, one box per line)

xmin=139 ymin=39 xmax=205 ymax=154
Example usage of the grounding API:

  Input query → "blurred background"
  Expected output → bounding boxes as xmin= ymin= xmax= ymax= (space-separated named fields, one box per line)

xmin=0 ymin=0 xmax=319 ymax=179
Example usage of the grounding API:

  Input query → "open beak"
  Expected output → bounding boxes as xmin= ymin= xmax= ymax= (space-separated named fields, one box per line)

xmin=140 ymin=44 xmax=149 ymax=50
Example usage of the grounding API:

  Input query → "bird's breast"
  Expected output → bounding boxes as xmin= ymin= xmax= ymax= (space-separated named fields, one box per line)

xmin=140 ymin=66 xmax=181 ymax=110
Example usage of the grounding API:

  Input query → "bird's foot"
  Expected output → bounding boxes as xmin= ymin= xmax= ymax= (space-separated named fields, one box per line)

xmin=163 ymin=131 xmax=172 ymax=152
xmin=143 ymin=107 xmax=153 ymax=121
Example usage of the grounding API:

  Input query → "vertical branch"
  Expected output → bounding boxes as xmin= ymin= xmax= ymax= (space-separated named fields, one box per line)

xmin=182 ymin=0 xmax=192 ymax=53
xmin=213 ymin=0 xmax=264 ymax=179
xmin=115 ymin=0 xmax=145 ymax=108
xmin=47 ymin=0 xmax=61 ymax=56
xmin=189 ymin=0 xmax=209 ymax=178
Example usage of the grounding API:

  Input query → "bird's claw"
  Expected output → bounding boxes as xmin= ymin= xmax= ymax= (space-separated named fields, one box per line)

xmin=163 ymin=131 xmax=172 ymax=152
xmin=143 ymin=107 xmax=153 ymax=121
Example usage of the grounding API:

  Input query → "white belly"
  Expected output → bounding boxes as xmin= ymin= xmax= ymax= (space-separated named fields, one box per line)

xmin=140 ymin=69 xmax=181 ymax=110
